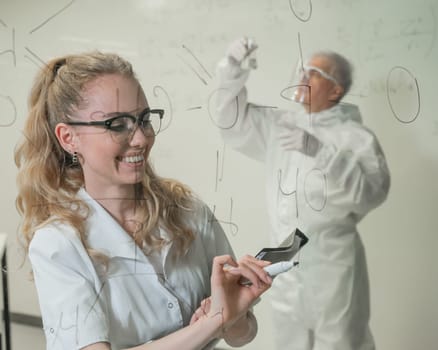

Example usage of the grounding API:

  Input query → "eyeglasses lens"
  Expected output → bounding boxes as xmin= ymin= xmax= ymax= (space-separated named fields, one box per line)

xmin=110 ymin=113 xmax=162 ymax=144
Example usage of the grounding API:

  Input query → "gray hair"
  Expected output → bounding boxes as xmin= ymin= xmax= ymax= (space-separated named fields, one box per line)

xmin=311 ymin=51 xmax=353 ymax=99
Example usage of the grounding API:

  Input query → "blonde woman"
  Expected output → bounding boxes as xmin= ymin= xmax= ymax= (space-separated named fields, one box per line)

xmin=15 ymin=52 xmax=272 ymax=350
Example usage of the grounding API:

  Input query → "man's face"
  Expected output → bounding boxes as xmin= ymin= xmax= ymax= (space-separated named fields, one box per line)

xmin=294 ymin=55 xmax=343 ymax=113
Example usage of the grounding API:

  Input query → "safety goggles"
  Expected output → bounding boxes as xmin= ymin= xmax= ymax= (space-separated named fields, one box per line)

xmin=298 ymin=65 xmax=339 ymax=85
xmin=66 ymin=107 xmax=164 ymax=144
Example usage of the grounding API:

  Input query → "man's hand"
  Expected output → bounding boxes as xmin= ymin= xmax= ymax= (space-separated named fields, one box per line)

xmin=280 ymin=126 xmax=321 ymax=157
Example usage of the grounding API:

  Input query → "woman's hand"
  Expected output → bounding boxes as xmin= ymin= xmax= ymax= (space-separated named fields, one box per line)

xmin=207 ymin=255 xmax=272 ymax=335
xmin=190 ymin=297 xmax=211 ymax=325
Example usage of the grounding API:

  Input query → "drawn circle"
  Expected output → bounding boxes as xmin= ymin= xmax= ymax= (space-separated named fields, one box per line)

xmin=280 ymin=84 xmax=310 ymax=105
xmin=280 ymin=85 xmax=299 ymax=102
xmin=303 ymin=168 xmax=327 ymax=212
xmin=152 ymin=85 xmax=173 ymax=132
xmin=386 ymin=66 xmax=420 ymax=124
xmin=208 ymin=88 xmax=239 ymax=129
xmin=289 ymin=0 xmax=313 ymax=22
xmin=0 ymin=95 xmax=17 ymax=127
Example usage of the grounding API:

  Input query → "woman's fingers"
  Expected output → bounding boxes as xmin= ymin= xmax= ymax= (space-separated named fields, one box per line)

xmin=209 ymin=254 xmax=273 ymax=329
xmin=211 ymin=254 xmax=272 ymax=289
xmin=190 ymin=297 xmax=211 ymax=324
xmin=227 ymin=255 xmax=272 ymax=287
xmin=212 ymin=255 xmax=237 ymax=273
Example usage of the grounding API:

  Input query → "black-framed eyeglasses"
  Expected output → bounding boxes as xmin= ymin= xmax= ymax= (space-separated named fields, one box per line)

xmin=66 ymin=107 xmax=164 ymax=143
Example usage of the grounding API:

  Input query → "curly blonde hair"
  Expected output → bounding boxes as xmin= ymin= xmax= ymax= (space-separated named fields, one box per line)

xmin=15 ymin=51 xmax=195 ymax=258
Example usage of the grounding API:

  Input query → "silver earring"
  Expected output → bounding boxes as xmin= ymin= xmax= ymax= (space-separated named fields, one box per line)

xmin=72 ymin=151 xmax=78 ymax=164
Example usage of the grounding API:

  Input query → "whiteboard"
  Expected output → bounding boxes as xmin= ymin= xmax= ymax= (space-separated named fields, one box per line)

xmin=0 ymin=0 xmax=437 ymax=349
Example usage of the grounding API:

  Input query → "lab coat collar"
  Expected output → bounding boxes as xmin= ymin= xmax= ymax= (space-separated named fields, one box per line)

xmin=77 ymin=188 xmax=149 ymax=261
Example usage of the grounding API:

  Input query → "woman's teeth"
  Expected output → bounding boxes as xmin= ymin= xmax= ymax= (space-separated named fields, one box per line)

xmin=121 ymin=155 xmax=144 ymax=163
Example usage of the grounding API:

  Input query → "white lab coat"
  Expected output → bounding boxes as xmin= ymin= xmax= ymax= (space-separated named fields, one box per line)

xmin=29 ymin=188 xmax=234 ymax=350
xmin=215 ymin=59 xmax=390 ymax=350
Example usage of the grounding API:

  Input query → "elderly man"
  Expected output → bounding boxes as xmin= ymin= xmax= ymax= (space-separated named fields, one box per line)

xmin=215 ymin=37 xmax=390 ymax=350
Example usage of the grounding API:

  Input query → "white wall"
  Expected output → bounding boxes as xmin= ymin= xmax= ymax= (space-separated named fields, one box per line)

xmin=0 ymin=0 xmax=437 ymax=348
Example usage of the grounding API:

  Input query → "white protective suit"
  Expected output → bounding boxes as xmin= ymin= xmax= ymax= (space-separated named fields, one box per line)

xmin=215 ymin=59 xmax=390 ymax=350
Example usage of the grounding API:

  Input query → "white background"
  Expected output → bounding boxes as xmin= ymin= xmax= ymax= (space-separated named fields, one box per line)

xmin=0 ymin=0 xmax=437 ymax=349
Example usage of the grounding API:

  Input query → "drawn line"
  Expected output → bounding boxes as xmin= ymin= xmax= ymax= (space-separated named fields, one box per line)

xmin=228 ymin=198 xmax=234 ymax=235
xmin=280 ymin=84 xmax=309 ymax=102
xmin=215 ymin=150 xmax=219 ymax=192
xmin=386 ymin=66 xmax=420 ymax=124
xmin=51 ymin=310 xmax=78 ymax=346
xmin=12 ymin=27 xmax=16 ymax=66
xmin=177 ymin=54 xmax=208 ymax=85
xmin=303 ymin=168 xmax=327 ymax=212
xmin=186 ymin=106 xmax=202 ymax=111
xmin=29 ymin=0 xmax=76 ymax=34
xmin=207 ymin=90 xmax=239 ymax=129
xmin=0 ymin=50 xmax=13 ymax=55
xmin=208 ymin=204 xmax=239 ymax=236
xmin=0 ymin=28 xmax=16 ymax=66
xmin=426 ymin=3 xmax=437 ymax=57
xmin=24 ymin=54 xmax=44 ymax=68
xmin=277 ymin=168 xmax=298 ymax=219
xmin=30 ymin=197 xmax=154 ymax=209
xmin=84 ymin=282 xmax=106 ymax=322
xmin=298 ymin=32 xmax=304 ymax=69
xmin=346 ymin=92 xmax=368 ymax=98
xmin=252 ymin=105 xmax=279 ymax=109
xmin=182 ymin=44 xmax=212 ymax=79
xmin=75 ymin=304 xmax=79 ymax=345
xmin=219 ymin=142 xmax=225 ymax=182
xmin=106 ymin=272 xmax=164 ymax=279
xmin=24 ymin=47 xmax=46 ymax=66
xmin=0 ymin=95 xmax=17 ymax=127
xmin=153 ymin=85 xmax=173 ymax=132
xmin=218 ymin=219 xmax=239 ymax=236
xmin=214 ymin=147 xmax=225 ymax=191
xmin=278 ymin=169 xmax=296 ymax=197
xmin=0 ymin=18 xmax=7 ymax=27
xmin=289 ymin=0 xmax=313 ymax=23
